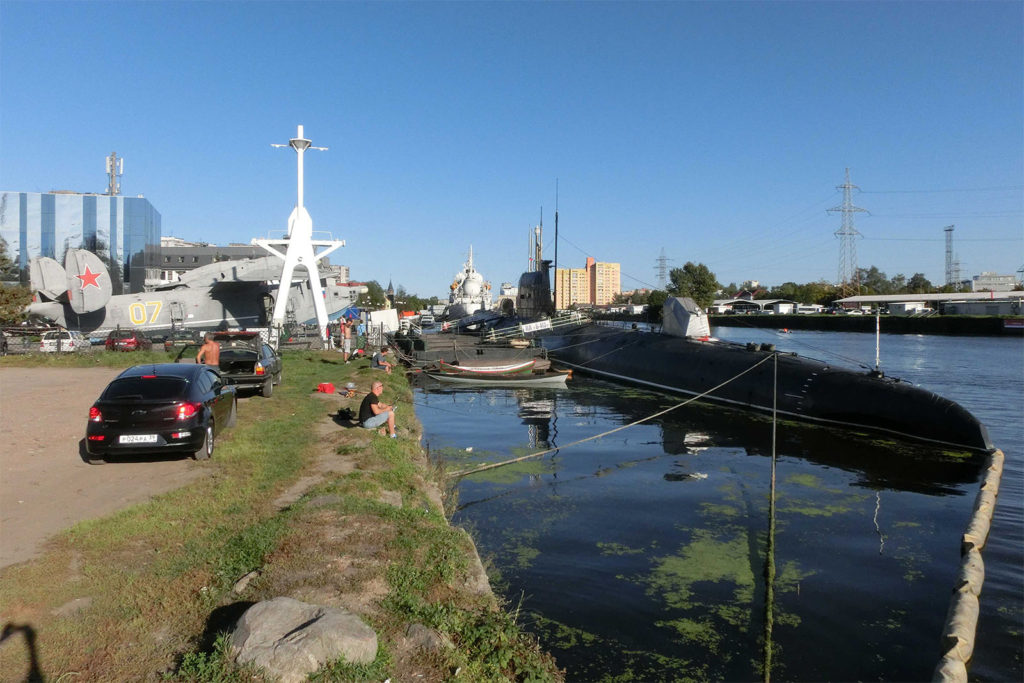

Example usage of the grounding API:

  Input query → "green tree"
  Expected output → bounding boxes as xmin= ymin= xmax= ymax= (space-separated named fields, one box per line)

xmin=667 ymin=262 xmax=719 ymax=309
xmin=856 ymin=266 xmax=894 ymax=295
xmin=0 ymin=284 xmax=31 ymax=323
xmin=905 ymin=273 xmax=933 ymax=294
xmin=357 ymin=280 xmax=387 ymax=308
xmin=646 ymin=290 xmax=669 ymax=321
xmin=0 ymin=237 xmax=20 ymax=282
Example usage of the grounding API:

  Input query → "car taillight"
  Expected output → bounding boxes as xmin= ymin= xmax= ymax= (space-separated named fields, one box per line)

xmin=89 ymin=406 xmax=102 ymax=422
xmin=255 ymin=362 xmax=265 ymax=375
xmin=176 ymin=402 xmax=201 ymax=420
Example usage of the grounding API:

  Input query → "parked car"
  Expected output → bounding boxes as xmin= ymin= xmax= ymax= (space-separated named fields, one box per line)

xmin=164 ymin=328 xmax=198 ymax=352
xmin=85 ymin=363 xmax=237 ymax=461
xmin=40 ymin=330 xmax=91 ymax=353
xmin=105 ymin=328 xmax=153 ymax=352
xmin=177 ymin=331 xmax=283 ymax=397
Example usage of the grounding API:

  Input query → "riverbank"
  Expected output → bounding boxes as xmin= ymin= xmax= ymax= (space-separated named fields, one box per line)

xmin=0 ymin=352 xmax=561 ymax=681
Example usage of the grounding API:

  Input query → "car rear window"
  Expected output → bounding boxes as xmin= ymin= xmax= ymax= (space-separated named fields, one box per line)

xmin=43 ymin=332 xmax=65 ymax=340
xmin=103 ymin=377 xmax=188 ymax=400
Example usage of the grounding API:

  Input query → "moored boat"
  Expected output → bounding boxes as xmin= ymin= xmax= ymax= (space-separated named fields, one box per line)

xmin=424 ymin=368 xmax=570 ymax=387
xmin=438 ymin=359 xmax=536 ymax=375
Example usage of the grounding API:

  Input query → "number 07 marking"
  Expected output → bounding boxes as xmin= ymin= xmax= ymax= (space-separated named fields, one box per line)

xmin=128 ymin=301 xmax=163 ymax=325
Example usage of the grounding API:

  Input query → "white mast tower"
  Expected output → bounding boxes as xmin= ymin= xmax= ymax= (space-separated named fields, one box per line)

xmin=254 ymin=125 xmax=345 ymax=348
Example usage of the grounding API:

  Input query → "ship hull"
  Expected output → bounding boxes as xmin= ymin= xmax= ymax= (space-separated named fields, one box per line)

xmin=538 ymin=324 xmax=993 ymax=453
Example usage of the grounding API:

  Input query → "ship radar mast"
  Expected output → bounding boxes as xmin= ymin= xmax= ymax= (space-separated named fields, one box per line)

xmin=254 ymin=124 xmax=345 ymax=348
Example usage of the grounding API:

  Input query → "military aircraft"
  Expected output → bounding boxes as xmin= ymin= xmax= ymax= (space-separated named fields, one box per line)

xmin=25 ymin=248 xmax=366 ymax=337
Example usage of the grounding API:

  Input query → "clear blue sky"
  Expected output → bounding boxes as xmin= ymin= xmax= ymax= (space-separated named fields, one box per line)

xmin=2 ymin=1 xmax=1021 ymax=298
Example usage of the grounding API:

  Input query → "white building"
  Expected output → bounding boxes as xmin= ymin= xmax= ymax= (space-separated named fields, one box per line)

xmin=971 ymin=272 xmax=1018 ymax=292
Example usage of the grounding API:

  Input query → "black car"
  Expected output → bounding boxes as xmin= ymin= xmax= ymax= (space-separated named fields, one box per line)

xmin=85 ymin=363 xmax=237 ymax=461
xmin=176 ymin=331 xmax=283 ymax=397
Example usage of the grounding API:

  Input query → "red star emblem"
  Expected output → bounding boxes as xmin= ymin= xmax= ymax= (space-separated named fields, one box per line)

xmin=76 ymin=266 xmax=103 ymax=290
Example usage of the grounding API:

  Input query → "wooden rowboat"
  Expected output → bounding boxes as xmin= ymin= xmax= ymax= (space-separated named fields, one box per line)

xmin=424 ymin=368 xmax=570 ymax=387
xmin=437 ymin=359 xmax=536 ymax=376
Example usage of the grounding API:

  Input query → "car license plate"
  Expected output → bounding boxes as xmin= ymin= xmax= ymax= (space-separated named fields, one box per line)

xmin=119 ymin=434 xmax=158 ymax=444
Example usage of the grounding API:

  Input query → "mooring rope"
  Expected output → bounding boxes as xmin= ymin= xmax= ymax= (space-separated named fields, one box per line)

xmin=447 ymin=353 xmax=776 ymax=479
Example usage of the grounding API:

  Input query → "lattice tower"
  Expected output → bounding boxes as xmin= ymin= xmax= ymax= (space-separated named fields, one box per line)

xmin=828 ymin=168 xmax=867 ymax=298
xmin=944 ymin=225 xmax=962 ymax=291
xmin=656 ymin=247 xmax=671 ymax=290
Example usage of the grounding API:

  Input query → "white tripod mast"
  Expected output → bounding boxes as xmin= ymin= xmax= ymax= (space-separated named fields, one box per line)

xmin=254 ymin=125 xmax=345 ymax=348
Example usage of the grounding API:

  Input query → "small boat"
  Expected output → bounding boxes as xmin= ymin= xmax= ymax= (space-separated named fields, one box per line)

xmin=425 ymin=368 xmax=570 ymax=387
xmin=438 ymin=359 xmax=536 ymax=376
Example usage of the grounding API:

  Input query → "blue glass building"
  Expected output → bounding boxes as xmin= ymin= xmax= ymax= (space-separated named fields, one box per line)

xmin=0 ymin=191 xmax=161 ymax=294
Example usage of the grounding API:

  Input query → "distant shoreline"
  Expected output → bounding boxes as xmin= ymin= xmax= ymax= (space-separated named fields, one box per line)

xmin=592 ymin=312 xmax=1023 ymax=336
xmin=708 ymin=313 xmax=1023 ymax=336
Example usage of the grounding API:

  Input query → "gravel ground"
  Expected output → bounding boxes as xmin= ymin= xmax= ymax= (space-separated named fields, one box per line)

xmin=0 ymin=367 xmax=207 ymax=568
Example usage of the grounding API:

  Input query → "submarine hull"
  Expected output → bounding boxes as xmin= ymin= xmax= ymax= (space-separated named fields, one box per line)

xmin=539 ymin=324 xmax=994 ymax=453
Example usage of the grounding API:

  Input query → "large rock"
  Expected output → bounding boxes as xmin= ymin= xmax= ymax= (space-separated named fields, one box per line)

xmin=230 ymin=597 xmax=377 ymax=682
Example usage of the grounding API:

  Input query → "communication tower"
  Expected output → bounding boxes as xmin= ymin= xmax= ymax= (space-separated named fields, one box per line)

xmin=105 ymin=152 xmax=123 ymax=196
xmin=828 ymin=168 xmax=867 ymax=298
xmin=944 ymin=225 xmax=962 ymax=291
xmin=655 ymin=247 xmax=671 ymax=290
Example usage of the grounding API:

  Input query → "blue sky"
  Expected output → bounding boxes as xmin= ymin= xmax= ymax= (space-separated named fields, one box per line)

xmin=2 ymin=1 xmax=1021 ymax=298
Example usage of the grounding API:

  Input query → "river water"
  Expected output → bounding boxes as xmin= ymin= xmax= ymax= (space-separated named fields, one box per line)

xmin=412 ymin=329 xmax=1022 ymax=681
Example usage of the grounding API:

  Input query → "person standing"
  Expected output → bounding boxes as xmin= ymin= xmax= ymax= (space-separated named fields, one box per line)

xmin=342 ymin=318 xmax=354 ymax=362
xmin=358 ymin=380 xmax=397 ymax=437
xmin=196 ymin=333 xmax=220 ymax=366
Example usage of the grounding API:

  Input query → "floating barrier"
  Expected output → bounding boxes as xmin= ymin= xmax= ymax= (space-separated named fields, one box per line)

xmin=933 ymin=448 xmax=1004 ymax=682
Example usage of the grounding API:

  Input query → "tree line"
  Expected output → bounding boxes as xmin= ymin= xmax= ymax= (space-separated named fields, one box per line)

xmin=613 ymin=262 xmax=980 ymax=312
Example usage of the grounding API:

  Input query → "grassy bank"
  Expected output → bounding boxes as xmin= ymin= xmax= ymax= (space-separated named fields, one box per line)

xmin=0 ymin=352 xmax=560 ymax=681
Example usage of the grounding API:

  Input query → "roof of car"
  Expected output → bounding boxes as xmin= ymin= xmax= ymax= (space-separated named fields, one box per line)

xmin=115 ymin=363 xmax=212 ymax=380
xmin=211 ymin=331 xmax=259 ymax=339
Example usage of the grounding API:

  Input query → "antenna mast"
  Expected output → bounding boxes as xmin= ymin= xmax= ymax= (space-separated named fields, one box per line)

xmin=254 ymin=124 xmax=343 ymax=349
xmin=828 ymin=168 xmax=867 ymax=298
xmin=105 ymin=152 xmax=123 ymax=196
xmin=553 ymin=180 xmax=559 ymax=309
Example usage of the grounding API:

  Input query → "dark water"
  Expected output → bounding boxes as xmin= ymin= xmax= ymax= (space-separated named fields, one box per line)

xmin=413 ymin=329 xmax=1023 ymax=681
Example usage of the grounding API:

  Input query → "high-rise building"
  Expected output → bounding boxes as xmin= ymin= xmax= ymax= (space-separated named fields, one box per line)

xmin=589 ymin=258 xmax=621 ymax=306
xmin=0 ymin=190 xmax=160 ymax=293
xmin=554 ymin=266 xmax=589 ymax=309
xmin=554 ymin=256 xmax=621 ymax=308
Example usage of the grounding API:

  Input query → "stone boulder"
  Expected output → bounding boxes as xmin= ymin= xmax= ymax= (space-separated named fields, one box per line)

xmin=230 ymin=597 xmax=377 ymax=682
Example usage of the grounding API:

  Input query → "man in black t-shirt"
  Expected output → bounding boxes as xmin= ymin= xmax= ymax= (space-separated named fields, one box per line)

xmin=358 ymin=380 xmax=397 ymax=437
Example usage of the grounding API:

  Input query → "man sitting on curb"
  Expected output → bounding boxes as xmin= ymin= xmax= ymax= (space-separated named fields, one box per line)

xmin=358 ymin=380 xmax=397 ymax=438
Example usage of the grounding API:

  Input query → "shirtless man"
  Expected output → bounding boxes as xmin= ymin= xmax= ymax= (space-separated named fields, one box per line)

xmin=342 ymin=318 xmax=354 ymax=362
xmin=196 ymin=333 xmax=220 ymax=366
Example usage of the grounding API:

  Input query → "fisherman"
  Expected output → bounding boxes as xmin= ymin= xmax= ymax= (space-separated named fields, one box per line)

xmin=371 ymin=346 xmax=393 ymax=374
xmin=196 ymin=333 xmax=220 ymax=366
xmin=358 ymin=380 xmax=397 ymax=438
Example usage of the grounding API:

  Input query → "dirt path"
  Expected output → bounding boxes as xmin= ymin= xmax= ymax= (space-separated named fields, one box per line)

xmin=0 ymin=367 xmax=207 ymax=568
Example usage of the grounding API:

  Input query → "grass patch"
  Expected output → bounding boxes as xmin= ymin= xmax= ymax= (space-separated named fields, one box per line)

xmin=0 ymin=351 xmax=561 ymax=681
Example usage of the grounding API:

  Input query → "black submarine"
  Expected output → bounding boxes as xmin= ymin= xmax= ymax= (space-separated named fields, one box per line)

xmin=502 ymin=260 xmax=993 ymax=454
